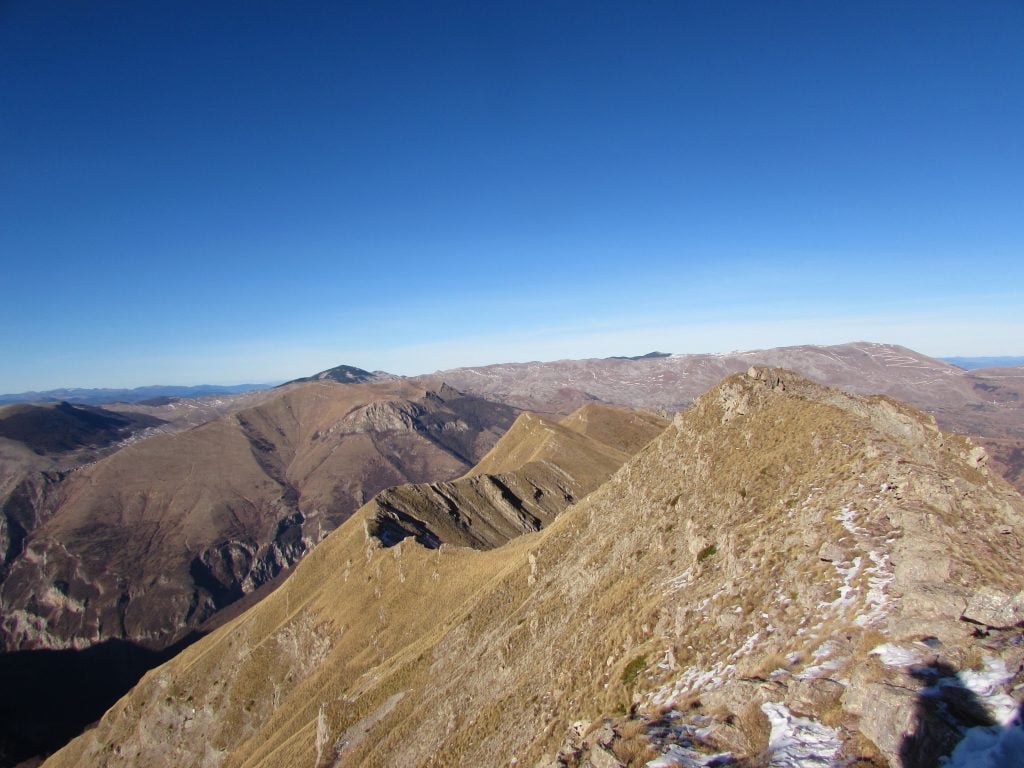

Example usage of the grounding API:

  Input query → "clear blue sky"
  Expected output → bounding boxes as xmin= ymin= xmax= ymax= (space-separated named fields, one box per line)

xmin=2 ymin=1 xmax=1022 ymax=391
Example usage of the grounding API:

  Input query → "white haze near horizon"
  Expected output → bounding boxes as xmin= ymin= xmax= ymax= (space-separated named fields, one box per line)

xmin=7 ymin=311 xmax=1023 ymax=392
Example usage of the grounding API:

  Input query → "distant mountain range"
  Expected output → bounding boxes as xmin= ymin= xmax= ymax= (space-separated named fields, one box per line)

xmin=941 ymin=355 xmax=1024 ymax=370
xmin=4 ymin=352 xmax=1022 ymax=406
xmin=0 ymin=383 xmax=275 ymax=406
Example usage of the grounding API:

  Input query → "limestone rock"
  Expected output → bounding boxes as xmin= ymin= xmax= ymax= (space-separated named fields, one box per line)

xmin=817 ymin=542 xmax=845 ymax=562
xmin=962 ymin=586 xmax=1024 ymax=628
xmin=586 ymin=746 xmax=623 ymax=768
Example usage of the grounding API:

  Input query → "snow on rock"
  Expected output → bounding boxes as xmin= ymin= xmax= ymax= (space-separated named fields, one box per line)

xmin=646 ymin=745 xmax=735 ymax=767
xmin=648 ymin=662 xmax=737 ymax=708
xmin=796 ymin=641 xmax=847 ymax=681
xmin=943 ymin=717 xmax=1024 ymax=768
xmin=870 ymin=643 xmax=927 ymax=668
xmin=854 ymin=550 xmax=894 ymax=627
xmin=945 ymin=658 xmax=1019 ymax=726
xmin=760 ymin=702 xmax=842 ymax=767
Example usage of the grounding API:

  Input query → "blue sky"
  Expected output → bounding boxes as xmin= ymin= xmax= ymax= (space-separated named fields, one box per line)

xmin=2 ymin=1 xmax=1022 ymax=390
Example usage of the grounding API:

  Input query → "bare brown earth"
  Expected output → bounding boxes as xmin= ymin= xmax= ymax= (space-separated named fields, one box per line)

xmin=43 ymin=368 xmax=1024 ymax=768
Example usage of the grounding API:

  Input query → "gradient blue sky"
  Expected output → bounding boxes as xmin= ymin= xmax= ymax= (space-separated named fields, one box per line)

xmin=2 ymin=1 xmax=1022 ymax=390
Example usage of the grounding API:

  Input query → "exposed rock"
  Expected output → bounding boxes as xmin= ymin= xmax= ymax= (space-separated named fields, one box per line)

xmin=962 ymin=586 xmax=1024 ymax=629
xmin=817 ymin=542 xmax=845 ymax=562
xmin=843 ymin=674 xmax=918 ymax=762
xmin=586 ymin=746 xmax=623 ymax=768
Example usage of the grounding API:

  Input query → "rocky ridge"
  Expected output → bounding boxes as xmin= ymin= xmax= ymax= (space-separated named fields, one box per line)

xmin=43 ymin=369 xmax=1024 ymax=768
xmin=366 ymin=405 xmax=668 ymax=550
xmin=422 ymin=344 xmax=1024 ymax=497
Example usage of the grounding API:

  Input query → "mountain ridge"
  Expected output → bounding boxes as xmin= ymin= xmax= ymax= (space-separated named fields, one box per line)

xmin=0 ymin=383 xmax=275 ymax=407
xmin=42 ymin=368 xmax=1024 ymax=767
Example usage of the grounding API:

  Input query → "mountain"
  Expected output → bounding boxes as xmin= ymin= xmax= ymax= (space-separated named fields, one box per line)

xmin=0 ymin=383 xmax=274 ymax=406
xmin=282 ymin=364 xmax=381 ymax=386
xmin=366 ymin=404 xmax=668 ymax=550
xmin=1 ymin=380 xmax=517 ymax=653
xmin=942 ymin=356 xmax=1024 ymax=370
xmin=422 ymin=342 xmax=986 ymax=415
xmin=1 ymin=402 xmax=167 ymax=585
xmin=0 ymin=379 xmax=518 ymax=766
xmin=608 ymin=351 xmax=673 ymax=361
xmin=422 ymin=342 xmax=1024 ymax=494
xmin=0 ymin=402 xmax=165 ymax=455
xmin=43 ymin=369 xmax=1024 ymax=767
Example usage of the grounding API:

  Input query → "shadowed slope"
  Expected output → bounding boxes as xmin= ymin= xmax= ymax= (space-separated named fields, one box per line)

xmin=44 ymin=369 xmax=1024 ymax=768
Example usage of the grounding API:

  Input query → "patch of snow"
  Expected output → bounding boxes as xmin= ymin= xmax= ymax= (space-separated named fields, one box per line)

xmin=649 ymin=661 xmax=737 ymax=708
xmin=729 ymin=631 xmax=761 ymax=661
xmin=647 ymin=745 xmax=734 ymax=767
xmin=665 ymin=568 xmax=694 ymax=595
xmin=871 ymin=643 xmax=926 ymax=668
xmin=818 ymin=556 xmax=862 ymax=616
xmin=835 ymin=506 xmax=867 ymax=537
xmin=761 ymin=702 xmax=842 ymax=767
xmin=854 ymin=550 xmax=893 ymax=626
xmin=942 ymin=716 xmax=1024 ymax=768
xmin=947 ymin=658 xmax=1019 ymax=726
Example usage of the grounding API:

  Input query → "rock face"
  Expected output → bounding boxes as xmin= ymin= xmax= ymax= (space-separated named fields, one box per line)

xmin=42 ymin=369 xmax=1024 ymax=768
xmin=0 ymin=380 xmax=516 ymax=654
xmin=962 ymin=587 xmax=1024 ymax=629
xmin=365 ymin=406 xmax=668 ymax=550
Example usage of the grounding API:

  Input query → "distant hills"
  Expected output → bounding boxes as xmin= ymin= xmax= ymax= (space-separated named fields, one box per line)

xmin=607 ymin=351 xmax=672 ymax=360
xmin=0 ymin=402 xmax=164 ymax=454
xmin=0 ymin=382 xmax=275 ymax=406
xmin=6 ymin=351 xmax=1022 ymax=405
xmin=941 ymin=355 xmax=1024 ymax=370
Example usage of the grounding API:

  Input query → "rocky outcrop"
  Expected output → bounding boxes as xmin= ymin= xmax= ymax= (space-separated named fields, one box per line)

xmin=962 ymin=587 xmax=1024 ymax=629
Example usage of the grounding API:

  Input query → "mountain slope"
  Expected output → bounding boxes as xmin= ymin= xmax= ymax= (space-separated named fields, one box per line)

xmin=365 ymin=405 xmax=668 ymax=550
xmin=425 ymin=342 xmax=1024 ymax=497
xmin=44 ymin=369 xmax=1024 ymax=768
xmin=0 ymin=380 xmax=515 ymax=654
xmin=0 ymin=403 xmax=166 ymax=585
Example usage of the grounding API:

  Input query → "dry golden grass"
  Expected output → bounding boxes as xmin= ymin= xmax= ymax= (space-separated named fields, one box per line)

xmin=43 ymin=368 xmax=1024 ymax=768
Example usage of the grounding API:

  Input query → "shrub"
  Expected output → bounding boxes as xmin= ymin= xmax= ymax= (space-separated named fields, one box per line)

xmin=697 ymin=543 xmax=718 ymax=563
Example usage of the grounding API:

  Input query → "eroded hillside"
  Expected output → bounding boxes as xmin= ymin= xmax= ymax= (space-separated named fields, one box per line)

xmin=0 ymin=380 xmax=515 ymax=654
xmin=44 ymin=369 xmax=1024 ymax=768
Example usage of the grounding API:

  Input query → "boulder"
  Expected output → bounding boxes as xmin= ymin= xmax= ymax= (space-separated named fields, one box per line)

xmin=961 ymin=586 xmax=1024 ymax=629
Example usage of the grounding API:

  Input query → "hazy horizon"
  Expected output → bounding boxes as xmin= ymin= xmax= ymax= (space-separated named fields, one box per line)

xmin=3 ymin=2 xmax=1022 ymax=392
xmin=4 ymin=339 xmax=1024 ymax=395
